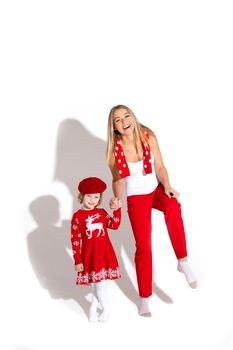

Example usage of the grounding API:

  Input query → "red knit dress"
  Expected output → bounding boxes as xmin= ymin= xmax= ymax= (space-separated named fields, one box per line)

xmin=71 ymin=208 xmax=121 ymax=285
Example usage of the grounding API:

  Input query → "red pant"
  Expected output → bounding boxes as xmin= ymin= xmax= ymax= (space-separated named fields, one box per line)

xmin=127 ymin=183 xmax=187 ymax=297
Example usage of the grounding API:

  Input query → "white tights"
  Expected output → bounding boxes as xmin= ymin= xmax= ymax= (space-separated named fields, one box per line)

xmin=89 ymin=280 xmax=110 ymax=322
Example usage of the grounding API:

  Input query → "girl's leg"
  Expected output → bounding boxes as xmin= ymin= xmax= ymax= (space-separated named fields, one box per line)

xmin=95 ymin=280 xmax=110 ymax=322
xmin=88 ymin=284 xmax=99 ymax=322
xmin=153 ymin=183 xmax=197 ymax=288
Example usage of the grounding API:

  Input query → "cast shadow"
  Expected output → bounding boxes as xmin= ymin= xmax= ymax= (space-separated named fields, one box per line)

xmin=27 ymin=195 xmax=91 ymax=316
xmin=27 ymin=118 xmax=172 ymax=319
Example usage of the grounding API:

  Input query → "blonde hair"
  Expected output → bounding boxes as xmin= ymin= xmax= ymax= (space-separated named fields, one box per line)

xmin=78 ymin=193 xmax=103 ymax=206
xmin=106 ymin=104 xmax=154 ymax=166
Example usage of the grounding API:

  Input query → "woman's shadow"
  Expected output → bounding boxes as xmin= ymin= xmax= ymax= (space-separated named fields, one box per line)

xmin=27 ymin=118 xmax=172 ymax=319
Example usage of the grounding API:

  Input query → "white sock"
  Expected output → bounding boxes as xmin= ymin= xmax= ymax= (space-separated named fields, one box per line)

xmin=139 ymin=297 xmax=152 ymax=317
xmin=88 ymin=288 xmax=99 ymax=323
xmin=177 ymin=259 xmax=198 ymax=288
xmin=95 ymin=280 xmax=110 ymax=322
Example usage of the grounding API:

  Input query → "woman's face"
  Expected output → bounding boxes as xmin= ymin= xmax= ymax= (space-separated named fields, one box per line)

xmin=113 ymin=108 xmax=135 ymax=136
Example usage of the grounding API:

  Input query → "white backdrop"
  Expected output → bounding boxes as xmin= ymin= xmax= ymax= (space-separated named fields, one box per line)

xmin=1 ymin=1 xmax=233 ymax=349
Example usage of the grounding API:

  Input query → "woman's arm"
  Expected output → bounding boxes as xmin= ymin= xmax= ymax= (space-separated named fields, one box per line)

xmin=150 ymin=134 xmax=179 ymax=198
xmin=108 ymin=162 xmax=124 ymax=209
xmin=109 ymin=162 xmax=124 ymax=199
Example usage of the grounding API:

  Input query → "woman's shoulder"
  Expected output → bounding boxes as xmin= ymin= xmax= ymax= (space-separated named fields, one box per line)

xmin=108 ymin=158 xmax=123 ymax=180
xmin=140 ymin=124 xmax=156 ymax=137
xmin=140 ymin=125 xmax=157 ymax=145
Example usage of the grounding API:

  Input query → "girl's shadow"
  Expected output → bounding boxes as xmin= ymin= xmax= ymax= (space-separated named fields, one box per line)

xmin=27 ymin=119 xmax=172 ymax=319
xmin=27 ymin=195 xmax=91 ymax=316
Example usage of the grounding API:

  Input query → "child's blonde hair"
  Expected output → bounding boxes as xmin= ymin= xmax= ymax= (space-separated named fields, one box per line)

xmin=106 ymin=104 xmax=154 ymax=167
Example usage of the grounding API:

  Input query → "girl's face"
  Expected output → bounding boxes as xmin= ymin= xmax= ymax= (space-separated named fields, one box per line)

xmin=82 ymin=193 xmax=101 ymax=210
xmin=113 ymin=108 xmax=135 ymax=136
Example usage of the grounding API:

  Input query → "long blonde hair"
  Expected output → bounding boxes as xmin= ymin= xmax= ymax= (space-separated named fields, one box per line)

xmin=106 ymin=104 xmax=154 ymax=167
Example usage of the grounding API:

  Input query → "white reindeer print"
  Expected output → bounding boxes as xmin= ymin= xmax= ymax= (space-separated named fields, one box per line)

xmin=85 ymin=213 xmax=105 ymax=239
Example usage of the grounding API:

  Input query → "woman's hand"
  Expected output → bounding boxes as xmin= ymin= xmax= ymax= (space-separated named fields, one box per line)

xmin=164 ymin=185 xmax=180 ymax=199
xmin=110 ymin=197 xmax=122 ymax=210
xmin=75 ymin=263 xmax=84 ymax=272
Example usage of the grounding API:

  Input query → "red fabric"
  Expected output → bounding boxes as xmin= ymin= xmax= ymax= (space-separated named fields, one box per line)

xmin=71 ymin=208 xmax=121 ymax=284
xmin=127 ymin=183 xmax=187 ymax=297
xmin=114 ymin=132 xmax=152 ymax=178
xmin=78 ymin=177 xmax=107 ymax=194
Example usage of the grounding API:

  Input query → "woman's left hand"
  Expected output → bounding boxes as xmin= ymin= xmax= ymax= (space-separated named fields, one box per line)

xmin=164 ymin=185 xmax=180 ymax=199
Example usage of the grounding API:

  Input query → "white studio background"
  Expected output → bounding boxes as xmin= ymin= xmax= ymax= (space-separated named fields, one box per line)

xmin=0 ymin=1 xmax=233 ymax=350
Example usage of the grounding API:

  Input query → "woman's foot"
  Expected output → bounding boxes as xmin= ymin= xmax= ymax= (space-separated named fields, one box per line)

xmin=177 ymin=259 xmax=198 ymax=288
xmin=138 ymin=297 xmax=152 ymax=317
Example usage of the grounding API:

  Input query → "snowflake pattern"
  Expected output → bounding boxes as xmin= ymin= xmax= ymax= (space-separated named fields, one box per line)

xmin=76 ymin=267 xmax=120 ymax=284
xmin=72 ymin=224 xmax=78 ymax=230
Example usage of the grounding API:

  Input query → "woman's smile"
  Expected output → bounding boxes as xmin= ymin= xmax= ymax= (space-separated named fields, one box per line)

xmin=123 ymin=124 xmax=131 ymax=129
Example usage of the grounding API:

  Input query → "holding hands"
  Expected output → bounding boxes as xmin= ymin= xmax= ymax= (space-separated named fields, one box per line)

xmin=109 ymin=197 xmax=122 ymax=211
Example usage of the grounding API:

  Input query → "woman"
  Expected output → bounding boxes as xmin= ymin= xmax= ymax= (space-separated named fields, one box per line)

xmin=106 ymin=104 xmax=197 ymax=316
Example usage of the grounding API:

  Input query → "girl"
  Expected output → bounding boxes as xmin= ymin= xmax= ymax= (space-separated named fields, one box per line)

xmin=106 ymin=104 xmax=197 ymax=316
xmin=71 ymin=176 xmax=122 ymax=322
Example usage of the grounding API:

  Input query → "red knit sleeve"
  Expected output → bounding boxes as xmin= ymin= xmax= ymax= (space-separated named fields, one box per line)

xmin=71 ymin=213 xmax=82 ymax=265
xmin=104 ymin=208 xmax=121 ymax=230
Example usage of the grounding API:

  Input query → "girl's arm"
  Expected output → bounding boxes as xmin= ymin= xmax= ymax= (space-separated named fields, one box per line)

xmin=104 ymin=208 xmax=122 ymax=230
xmin=150 ymin=134 xmax=179 ymax=199
xmin=71 ymin=213 xmax=82 ymax=265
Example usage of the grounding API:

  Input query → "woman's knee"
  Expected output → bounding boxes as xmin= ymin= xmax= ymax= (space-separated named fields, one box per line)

xmin=135 ymin=238 xmax=152 ymax=255
xmin=166 ymin=198 xmax=181 ymax=214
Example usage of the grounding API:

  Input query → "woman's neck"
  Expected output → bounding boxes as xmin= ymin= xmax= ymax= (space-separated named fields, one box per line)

xmin=121 ymin=134 xmax=135 ymax=148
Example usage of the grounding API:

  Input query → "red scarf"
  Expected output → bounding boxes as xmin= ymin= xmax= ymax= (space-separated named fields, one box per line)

xmin=114 ymin=132 xmax=152 ymax=178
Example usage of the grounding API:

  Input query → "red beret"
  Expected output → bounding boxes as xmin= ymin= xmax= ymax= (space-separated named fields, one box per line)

xmin=78 ymin=177 xmax=107 ymax=194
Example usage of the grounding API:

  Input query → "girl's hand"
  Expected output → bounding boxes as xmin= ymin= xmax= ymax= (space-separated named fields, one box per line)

xmin=75 ymin=263 xmax=84 ymax=272
xmin=164 ymin=185 xmax=180 ymax=199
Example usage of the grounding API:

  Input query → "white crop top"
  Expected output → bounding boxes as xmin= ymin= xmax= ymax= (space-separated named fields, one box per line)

xmin=124 ymin=152 xmax=158 ymax=196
